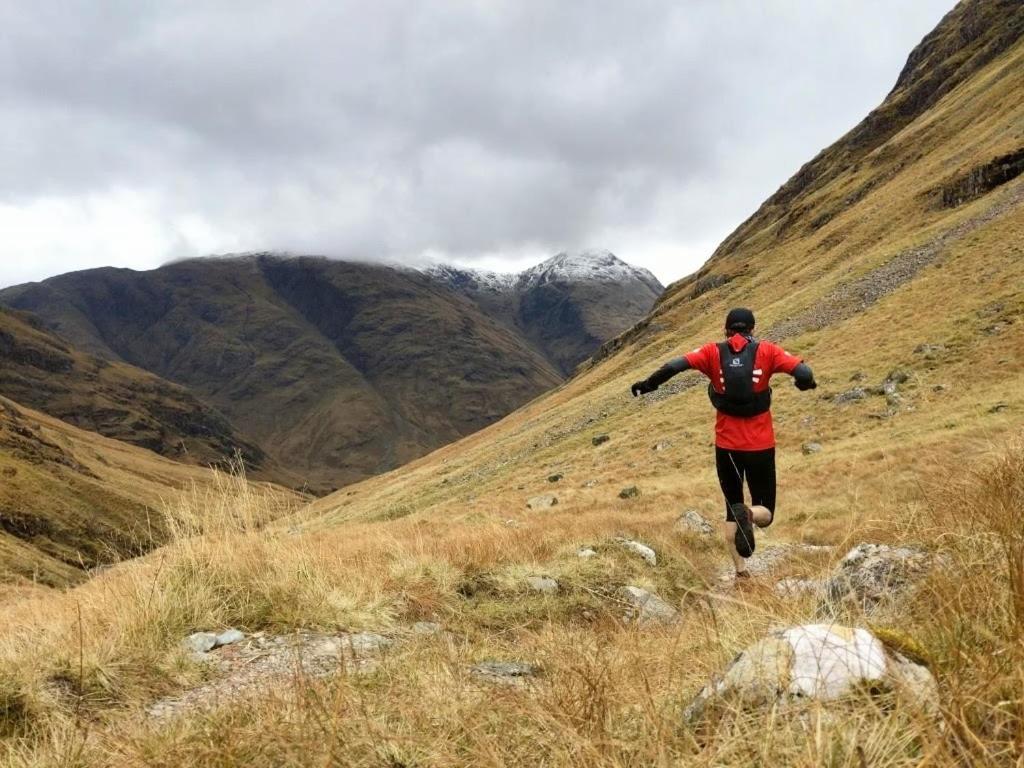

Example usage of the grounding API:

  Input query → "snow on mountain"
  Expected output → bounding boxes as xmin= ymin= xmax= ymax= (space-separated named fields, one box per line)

xmin=424 ymin=250 xmax=663 ymax=294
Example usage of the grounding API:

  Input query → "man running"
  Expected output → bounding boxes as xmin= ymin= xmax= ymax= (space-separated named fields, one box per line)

xmin=630 ymin=308 xmax=817 ymax=579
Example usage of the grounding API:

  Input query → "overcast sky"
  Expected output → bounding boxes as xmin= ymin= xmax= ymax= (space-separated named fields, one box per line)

xmin=1 ymin=1 xmax=955 ymax=289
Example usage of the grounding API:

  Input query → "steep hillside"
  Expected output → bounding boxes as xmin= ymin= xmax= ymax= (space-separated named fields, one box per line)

xmin=0 ymin=307 xmax=269 ymax=474
xmin=0 ymin=395 xmax=298 ymax=588
xmin=428 ymin=250 xmax=664 ymax=374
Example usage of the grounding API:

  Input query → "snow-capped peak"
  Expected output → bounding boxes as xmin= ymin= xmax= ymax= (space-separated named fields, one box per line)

xmin=424 ymin=250 xmax=663 ymax=294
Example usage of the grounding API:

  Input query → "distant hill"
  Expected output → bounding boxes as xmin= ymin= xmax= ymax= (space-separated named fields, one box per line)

xmin=0 ymin=307 xmax=270 ymax=474
xmin=0 ymin=253 xmax=660 ymax=493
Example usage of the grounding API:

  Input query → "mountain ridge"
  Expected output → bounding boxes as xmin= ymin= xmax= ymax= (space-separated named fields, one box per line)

xmin=0 ymin=251 xmax=660 ymax=491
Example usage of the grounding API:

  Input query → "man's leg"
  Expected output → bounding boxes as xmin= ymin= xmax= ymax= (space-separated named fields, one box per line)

xmin=715 ymin=448 xmax=750 ymax=573
xmin=746 ymin=448 xmax=777 ymax=529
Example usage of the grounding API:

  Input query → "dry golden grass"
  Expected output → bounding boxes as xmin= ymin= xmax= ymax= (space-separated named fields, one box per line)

xmin=0 ymin=437 xmax=1020 ymax=766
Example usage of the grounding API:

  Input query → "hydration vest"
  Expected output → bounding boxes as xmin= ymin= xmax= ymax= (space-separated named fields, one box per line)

xmin=707 ymin=339 xmax=772 ymax=417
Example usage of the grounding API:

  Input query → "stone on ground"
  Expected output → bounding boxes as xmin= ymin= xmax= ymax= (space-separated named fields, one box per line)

xmin=182 ymin=632 xmax=219 ymax=655
xmin=526 ymin=576 xmax=559 ymax=594
xmin=676 ymin=510 xmax=714 ymax=537
xmin=652 ymin=440 xmax=672 ymax=452
xmin=592 ymin=434 xmax=610 ymax=446
xmin=618 ymin=485 xmax=641 ymax=499
xmin=526 ymin=494 xmax=558 ymax=510
xmin=577 ymin=548 xmax=597 ymax=559
xmin=216 ymin=629 xmax=245 ymax=647
xmin=801 ymin=442 xmax=823 ymax=455
xmin=615 ymin=538 xmax=657 ymax=565
xmin=411 ymin=621 xmax=442 ymax=636
xmin=821 ymin=543 xmax=932 ymax=615
xmin=620 ymin=586 xmax=678 ymax=625
xmin=547 ymin=473 xmax=563 ymax=483
xmin=684 ymin=624 xmax=938 ymax=723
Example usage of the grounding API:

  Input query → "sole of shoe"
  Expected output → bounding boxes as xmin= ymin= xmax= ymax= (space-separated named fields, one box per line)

xmin=731 ymin=502 xmax=755 ymax=558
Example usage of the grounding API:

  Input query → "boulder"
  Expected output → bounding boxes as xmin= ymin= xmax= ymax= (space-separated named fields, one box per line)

xmin=821 ymin=543 xmax=932 ymax=614
xmin=526 ymin=576 xmax=559 ymax=594
xmin=652 ymin=440 xmax=673 ymax=452
xmin=801 ymin=442 xmax=823 ymax=455
xmin=592 ymin=434 xmax=610 ymax=446
xmin=547 ymin=473 xmax=563 ymax=483
xmin=620 ymin=586 xmax=677 ymax=625
xmin=577 ymin=548 xmax=598 ymax=559
xmin=684 ymin=624 xmax=938 ymax=723
xmin=675 ymin=510 xmax=715 ymax=537
xmin=618 ymin=485 xmax=641 ymax=499
xmin=526 ymin=495 xmax=558 ymax=510
xmin=615 ymin=538 xmax=657 ymax=565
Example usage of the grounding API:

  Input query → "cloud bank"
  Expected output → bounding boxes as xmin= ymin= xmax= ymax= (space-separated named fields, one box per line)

xmin=1 ymin=0 xmax=954 ymax=287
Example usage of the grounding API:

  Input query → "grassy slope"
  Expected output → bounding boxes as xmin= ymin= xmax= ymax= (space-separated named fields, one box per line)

xmin=1 ymin=3 xmax=1023 ymax=765
xmin=0 ymin=395 xmax=300 ymax=589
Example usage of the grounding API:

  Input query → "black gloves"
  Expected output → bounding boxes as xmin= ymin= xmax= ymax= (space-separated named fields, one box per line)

xmin=631 ymin=380 xmax=657 ymax=397
xmin=795 ymin=377 xmax=817 ymax=391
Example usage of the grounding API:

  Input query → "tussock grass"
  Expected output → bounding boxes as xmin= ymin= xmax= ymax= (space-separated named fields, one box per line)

xmin=0 ymin=440 xmax=1022 ymax=766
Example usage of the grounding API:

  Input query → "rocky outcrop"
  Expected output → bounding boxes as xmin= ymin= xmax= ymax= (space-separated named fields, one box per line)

xmin=820 ymin=543 xmax=933 ymax=615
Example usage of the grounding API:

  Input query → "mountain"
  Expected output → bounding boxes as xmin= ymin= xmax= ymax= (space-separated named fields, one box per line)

xmin=0 ymin=253 xmax=655 ymax=494
xmin=425 ymin=250 xmax=664 ymax=374
xmin=0 ymin=307 xmax=270 ymax=474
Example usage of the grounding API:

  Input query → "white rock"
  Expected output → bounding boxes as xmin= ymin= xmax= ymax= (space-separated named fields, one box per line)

xmin=526 ymin=495 xmax=558 ymax=510
xmin=616 ymin=538 xmax=657 ymax=566
xmin=526 ymin=576 xmax=559 ymax=594
xmin=675 ymin=510 xmax=714 ymax=537
xmin=215 ymin=629 xmax=245 ymax=647
xmin=577 ymin=548 xmax=598 ymax=559
xmin=182 ymin=632 xmax=218 ymax=655
xmin=801 ymin=442 xmax=823 ymax=455
xmin=684 ymin=623 xmax=938 ymax=722
xmin=620 ymin=585 xmax=678 ymax=625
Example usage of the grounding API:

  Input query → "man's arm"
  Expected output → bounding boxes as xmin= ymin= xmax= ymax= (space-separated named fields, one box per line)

xmin=631 ymin=357 xmax=691 ymax=396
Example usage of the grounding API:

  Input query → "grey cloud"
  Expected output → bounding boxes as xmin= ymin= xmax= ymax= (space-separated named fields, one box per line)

xmin=1 ymin=0 xmax=954 ymax=286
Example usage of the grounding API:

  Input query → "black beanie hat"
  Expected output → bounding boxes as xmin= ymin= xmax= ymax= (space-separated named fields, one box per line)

xmin=725 ymin=307 xmax=755 ymax=332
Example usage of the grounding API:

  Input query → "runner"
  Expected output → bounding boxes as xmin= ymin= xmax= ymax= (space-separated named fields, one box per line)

xmin=630 ymin=308 xmax=817 ymax=578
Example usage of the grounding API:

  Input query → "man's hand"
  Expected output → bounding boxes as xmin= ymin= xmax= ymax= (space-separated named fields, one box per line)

xmin=631 ymin=380 xmax=657 ymax=397
xmin=795 ymin=378 xmax=817 ymax=391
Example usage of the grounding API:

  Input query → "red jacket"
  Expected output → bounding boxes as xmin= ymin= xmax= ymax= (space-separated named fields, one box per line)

xmin=684 ymin=334 xmax=802 ymax=451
